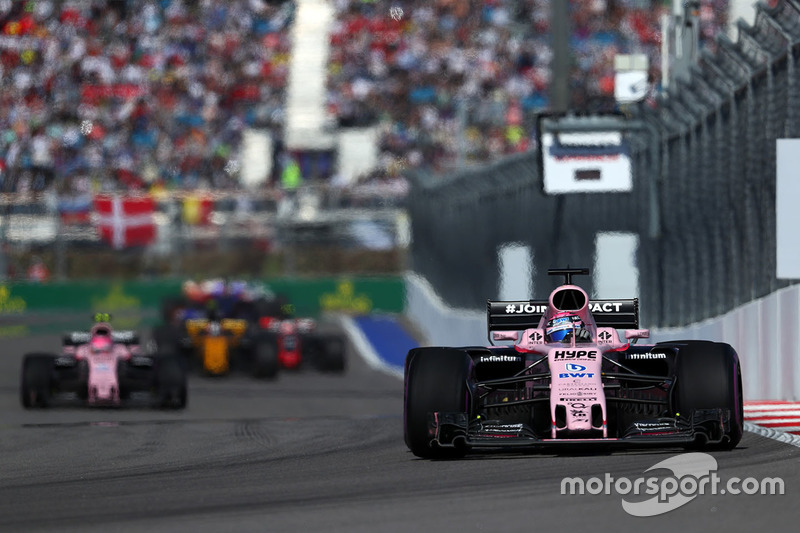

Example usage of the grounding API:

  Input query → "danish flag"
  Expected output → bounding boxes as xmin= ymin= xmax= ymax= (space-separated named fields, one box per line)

xmin=93 ymin=195 xmax=156 ymax=249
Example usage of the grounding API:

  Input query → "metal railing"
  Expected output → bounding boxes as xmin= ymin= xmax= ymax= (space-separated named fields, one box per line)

xmin=0 ymin=183 xmax=407 ymax=281
xmin=407 ymin=0 xmax=800 ymax=328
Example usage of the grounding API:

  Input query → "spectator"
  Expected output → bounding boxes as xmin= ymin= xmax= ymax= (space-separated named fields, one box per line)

xmin=27 ymin=255 xmax=50 ymax=282
xmin=327 ymin=0 xmax=730 ymax=174
xmin=0 ymin=0 xmax=296 ymax=193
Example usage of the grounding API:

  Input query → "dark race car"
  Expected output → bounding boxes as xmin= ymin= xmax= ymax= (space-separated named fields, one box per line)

xmin=21 ymin=314 xmax=187 ymax=409
xmin=404 ymin=268 xmax=743 ymax=458
xmin=258 ymin=316 xmax=346 ymax=373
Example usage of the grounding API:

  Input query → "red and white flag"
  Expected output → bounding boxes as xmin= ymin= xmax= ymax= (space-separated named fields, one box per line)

xmin=93 ymin=195 xmax=156 ymax=249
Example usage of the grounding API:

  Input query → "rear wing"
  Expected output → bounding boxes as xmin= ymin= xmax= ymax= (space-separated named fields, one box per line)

xmin=62 ymin=330 xmax=140 ymax=346
xmin=486 ymin=298 xmax=639 ymax=334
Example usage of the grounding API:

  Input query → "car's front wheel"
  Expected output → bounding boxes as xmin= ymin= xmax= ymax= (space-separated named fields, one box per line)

xmin=670 ymin=340 xmax=743 ymax=450
xmin=404 ymin=347 xmax=473 ymax=459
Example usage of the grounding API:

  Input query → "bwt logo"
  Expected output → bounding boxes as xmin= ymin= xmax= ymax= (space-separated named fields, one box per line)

xmin=554 ymin=350 xmax=597 ymax=360
xmin=559 ymin=363 xmax=595 ymax=378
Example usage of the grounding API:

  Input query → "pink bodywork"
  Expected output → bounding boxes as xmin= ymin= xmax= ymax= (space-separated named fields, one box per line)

xmin=509 ymin=285 xmax=648 ymax=439
xmin=62 ymin=323 xmax=138 ymax=405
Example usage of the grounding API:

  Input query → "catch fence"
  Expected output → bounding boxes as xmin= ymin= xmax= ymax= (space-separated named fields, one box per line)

xmin=407 ymin=0 xmax=800 ymax=328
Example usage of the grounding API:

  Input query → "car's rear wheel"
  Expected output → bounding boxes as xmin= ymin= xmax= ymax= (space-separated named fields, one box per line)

xmin=404 ymin=348 xmax=472 ymax=459
xmin=670 ymin=341 xmax=743 ymax=450
xmin=155 ymin=355 xmax=187 ymax=409
xmin=252 ymin=337 xmax=279 ymax=379
xmin=308 ymin=334 xmax=346 ymax=373
xmin=20 ymin=354 xmax=55 ymax=408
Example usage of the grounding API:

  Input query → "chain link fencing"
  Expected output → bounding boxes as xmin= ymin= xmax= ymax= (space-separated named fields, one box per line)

xmin=407 ymin=0 xmax=800 ymax=328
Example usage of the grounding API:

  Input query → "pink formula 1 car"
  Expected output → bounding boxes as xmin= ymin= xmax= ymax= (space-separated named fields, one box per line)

xmin=20 ymin=315 xmax=187 ymax=409
xmin=404 ymin=268 xmax=743 ymax=458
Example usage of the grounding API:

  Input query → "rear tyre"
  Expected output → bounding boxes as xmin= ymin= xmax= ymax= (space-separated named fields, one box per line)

xmin=252 ymin=338 xmax=279 ymax=379
xmin=20 ymin=354 xmax=55 ymax=408
xmin=670 ymin=341 xmax=743 ymax=450
xmin=404 ymin=348 xmax=472 ymax=459
xmin=155 ymin=355 xmax=187 ymax=409
xmin=313 ymin=335 xmax=346 ymax=373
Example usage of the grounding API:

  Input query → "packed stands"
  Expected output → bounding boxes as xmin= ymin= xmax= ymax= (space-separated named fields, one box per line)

xmin=327 ymin=0 xmax=731 ymax=175
xmin=0 ymin=0 xmax=295 ymax=194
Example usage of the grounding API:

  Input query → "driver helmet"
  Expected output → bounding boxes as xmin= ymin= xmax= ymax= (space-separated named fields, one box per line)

xmin=90 ymin=333 xmax=113 ymax=352
xmin=545 ymin=312 xmax=584 ymax=343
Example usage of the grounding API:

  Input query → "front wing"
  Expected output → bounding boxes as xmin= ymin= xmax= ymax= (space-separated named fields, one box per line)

xmin=430 ymin=408 xmax=734 ymax=449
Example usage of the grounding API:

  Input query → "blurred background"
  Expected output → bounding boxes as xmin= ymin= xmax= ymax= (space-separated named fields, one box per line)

xmin=0 ymin=0 xmax=795 ymax=341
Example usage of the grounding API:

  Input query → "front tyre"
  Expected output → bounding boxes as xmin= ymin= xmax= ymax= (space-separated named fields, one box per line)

xmin=670 ymin=341 xmax=743 ymax=450
xmin=404 ymin=348 xmax=472 ymax=459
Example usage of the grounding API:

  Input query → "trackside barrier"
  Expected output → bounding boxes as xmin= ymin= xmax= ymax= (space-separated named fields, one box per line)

xmin=404 ymin=272 xmax=800 ymax=402
xmin=0 ymin=277 xmax=405 ymax=318
xmin=404 ymin=273 xmax=487 ymax=348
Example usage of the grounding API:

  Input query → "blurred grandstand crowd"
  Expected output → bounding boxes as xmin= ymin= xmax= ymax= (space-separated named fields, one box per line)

xmin=0 ymin=0 xmax=732 ymax=194
xmin=328 ymin=0 xmax=730 ymax=174
xmin=0 ymin=0 xmax=294 ymax=195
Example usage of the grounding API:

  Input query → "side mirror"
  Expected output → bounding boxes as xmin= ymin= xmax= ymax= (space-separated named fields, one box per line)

xmin=492 ymin=331 xmax=519 ymax=342
xmin=624 ymin=329 xmax=650 ymax=341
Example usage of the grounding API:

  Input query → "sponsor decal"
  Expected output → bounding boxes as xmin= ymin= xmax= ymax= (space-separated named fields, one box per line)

xmin=633 ymin=421 xmax=676 ymax=431
xmin=560 ymin=397 xmax=598 ymax=402
xmin=571 ymin=409 xmax=588 ymax=417
xmin=112 ymin=331 xmax=136 ymax=342
xmin=588 ymin=302 xmax=624 ymax=313
xmin=505 ymin=303 xmax=549 ymax=314
xmin=554 ymin=350 xmax=597 ymax=360
xmin=480 ymin=423 xmax=524 ymax=433
xmin=320 ymin=280 xmax=372 ymax=314
xmin=55 ymin=357 xmax=76 ymax=367
xmin=69 ymin=332 xmax=92 ymax=343
xmin=529 ymin=331 xmax=544 ymax=342
xmin=560 ymin=372 xmax=596 ymax=378
xmin=565 ymin=363 xmax=586 ymax=372
xmin=598 ymin=331 xmax=612 ymax=342
xmin=479 ymin=355 xmax=522 ymax=363
xmin=626 ymin=352 xmax=667 ymax=360
xmin=501 ymin=301 xmax=628 ymax=315
xmin=0 ymin=285 xmax=27 ymax=314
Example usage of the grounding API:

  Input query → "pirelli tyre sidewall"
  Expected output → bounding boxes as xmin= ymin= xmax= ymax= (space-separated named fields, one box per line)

xmin=671 ymin=340 xmax=743 ymax=450
xmin=20 ymin=354 xmax=56 ymax=408
xmin=404 ymin=347 xmax=473 ymax=459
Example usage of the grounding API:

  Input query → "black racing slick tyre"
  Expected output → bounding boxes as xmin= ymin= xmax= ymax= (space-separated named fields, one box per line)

xmin=404 ymin=348 xmax=472 ymax=459
xmin=670 ymin=341 xmax=743 ymax=450
xmin=313 ymin=335 xmax=346 ymax=373
xmin=252 ymin=339 xmax=279 ymax=379
xmin=20 ymin=354 xmax=55 ymax=408
xmin=155 ymin=355 xmax=188 ymax=409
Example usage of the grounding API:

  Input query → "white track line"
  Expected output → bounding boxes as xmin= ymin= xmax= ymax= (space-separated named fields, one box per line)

xmin=336 ymin=314 xmax=403 ymax=379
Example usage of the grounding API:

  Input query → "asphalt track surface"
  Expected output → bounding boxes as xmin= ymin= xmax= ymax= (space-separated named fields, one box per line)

xmin=0 ymin=328 xmax=798 ymax=532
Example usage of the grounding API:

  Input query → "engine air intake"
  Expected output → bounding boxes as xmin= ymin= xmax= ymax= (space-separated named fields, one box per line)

xmin=552 ymin=289 xmax=586 ymax=311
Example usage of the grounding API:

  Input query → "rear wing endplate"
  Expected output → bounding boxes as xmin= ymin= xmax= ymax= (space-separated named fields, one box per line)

xmin=486 ymin=298 xmax=639 ymax=335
